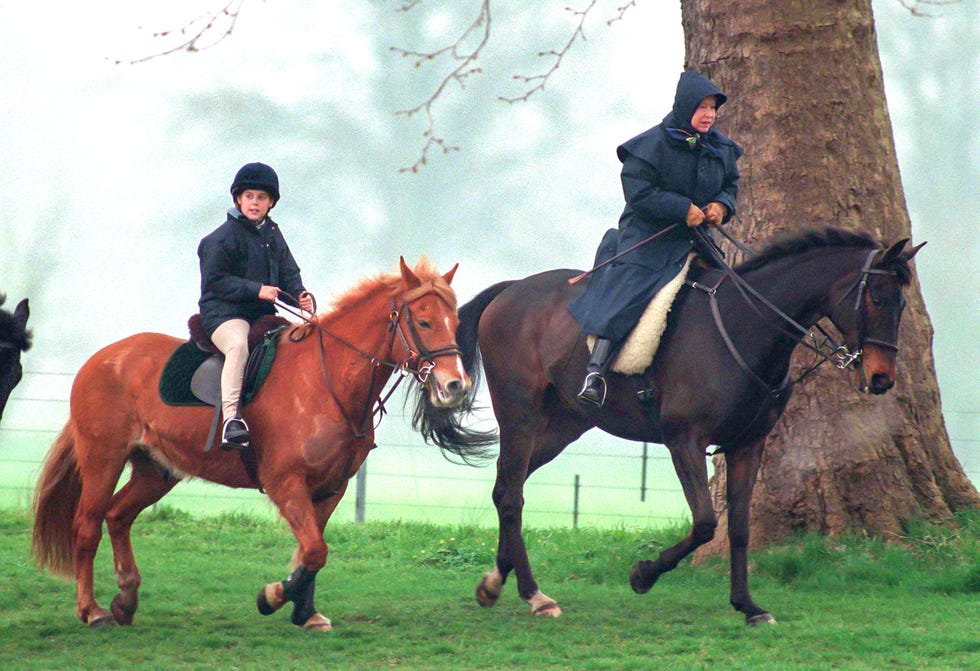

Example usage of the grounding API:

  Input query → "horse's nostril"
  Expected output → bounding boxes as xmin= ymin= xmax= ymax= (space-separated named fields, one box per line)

xmin=446 ymin=379 xmax=463 ymax=395
xmin=871 ymin=374 xmax=894 ymax=394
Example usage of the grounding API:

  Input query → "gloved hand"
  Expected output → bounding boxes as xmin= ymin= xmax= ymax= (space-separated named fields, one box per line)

xmin=685 ymin=203 xmax=706 ymax=227
xmin=702 ymin=201 xmax=727 ymax=226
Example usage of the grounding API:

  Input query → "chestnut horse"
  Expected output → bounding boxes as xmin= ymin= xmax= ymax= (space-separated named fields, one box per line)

xmin=415 ymin=228 xmax=923 ymax=624
xmin=32 ymin=258 xmax=482 ymax=630
xmin=0 ymin=294 xmax=31 ymax=424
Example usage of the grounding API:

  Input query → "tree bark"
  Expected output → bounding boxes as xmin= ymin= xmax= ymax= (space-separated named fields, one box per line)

xmin=680 ymin=0 xmax=979 ymax=555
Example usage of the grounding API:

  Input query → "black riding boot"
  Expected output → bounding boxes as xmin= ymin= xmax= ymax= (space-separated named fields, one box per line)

xmin=576 ymin=338 xmax=616 ymax=407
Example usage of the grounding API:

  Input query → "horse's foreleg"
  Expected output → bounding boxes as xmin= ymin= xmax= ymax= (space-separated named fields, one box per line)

xmin=631 ymin=438 xmax=716 ymax=594
xmin=257 ymin=479 xmax=340 ymax=631
xmin=725 ymin=440 xmax=775 ymax=625
xmin=104 ymin=456 xmax=178 ymax=626
xmin=486 ymin=456 xmax=561 ymax=617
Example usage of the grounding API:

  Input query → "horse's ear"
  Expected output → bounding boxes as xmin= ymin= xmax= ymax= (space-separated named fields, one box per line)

xmin=441 ymin=263 xmax=459 ymax=285
xmin=881 ymin=238 xmax=910 ymax=265
xmin=13 ymin=298 xmax=29 ymax=329
xmin=399 ymin=256 xmax=422 ymax=290
xmin=903 ymin=240 xmax=926 ymax=261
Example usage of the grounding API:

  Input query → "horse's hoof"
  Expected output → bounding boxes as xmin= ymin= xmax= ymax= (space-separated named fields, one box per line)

xmin=531 ymin=601 xmax=562 ymax=617
xmin=257 ymin=582 xmax=286 ymax=616
xmin=302 ymin=613 xmax=332 ymax=631
xmin=629 ymin=560 xmax=657 ymax=594
xmin=88 ymin=609 xmax=118 ymax=629
xmin=746 ymin=613 xmax=777 ymax=626
xmin=475 ymin=573 xmax=501 ymax=608
xmin=526 ymin=591 xmax=562 ymax=618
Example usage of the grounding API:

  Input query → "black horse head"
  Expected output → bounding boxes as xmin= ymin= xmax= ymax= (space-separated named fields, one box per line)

xmin=0 ymin=295 xmax=32 ymax=423
xmin=826 ymin=237 xmax=924 ymax=394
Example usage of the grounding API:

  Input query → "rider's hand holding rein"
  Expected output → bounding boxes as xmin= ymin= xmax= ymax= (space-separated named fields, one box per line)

xmin=259 ymin=286 xmax=315 ymax=314
xmin=702 ymin=201 xmax=727 ymax=226
xmin=259 ymin=285 xmax=280 ymax=302
xmin=686 ymin=203 xmax=707 ymax=227
xmin=298 ymin=291 xmax=314 ymax=313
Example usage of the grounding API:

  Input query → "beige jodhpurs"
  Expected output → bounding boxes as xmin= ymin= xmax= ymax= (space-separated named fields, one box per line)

xmin=210 ymin=319 xmax=250 ymax=422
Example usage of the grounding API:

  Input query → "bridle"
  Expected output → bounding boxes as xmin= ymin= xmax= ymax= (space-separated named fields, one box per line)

xmin=688 ymin=228 xmax=899 ymax=396
xmin=276 ymin=288 xmax=462 ymax=439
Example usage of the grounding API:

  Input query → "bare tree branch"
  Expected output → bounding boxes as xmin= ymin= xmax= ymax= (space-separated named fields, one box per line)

xmin=895 ymin=0 xmax=962 ymax=17
xmin=113 ymin=0 xmax=247 ymax=65
xmin=498 ymin=1 xmax=597 ymax=105
xmin=390 ymin=1 xmax=493 ymax=173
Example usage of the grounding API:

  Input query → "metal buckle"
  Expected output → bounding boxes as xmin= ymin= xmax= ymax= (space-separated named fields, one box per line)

xmin=833 ymin=346 xmax=861 ymax=370
xmin=415 ymin=360 xmax=435 ymax=384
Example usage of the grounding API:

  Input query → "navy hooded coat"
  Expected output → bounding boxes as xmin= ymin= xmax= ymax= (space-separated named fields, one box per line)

xmin=197 ymin=208 xmax=307 ymax=336
xmin=568 ymin=71 xmax=742 ymax=342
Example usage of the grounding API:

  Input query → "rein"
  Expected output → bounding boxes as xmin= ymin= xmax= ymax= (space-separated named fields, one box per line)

xmin=275 ymin=289 xmax=460 ymax=439
xmin=687 ymin=227 xmax=894 ymax=393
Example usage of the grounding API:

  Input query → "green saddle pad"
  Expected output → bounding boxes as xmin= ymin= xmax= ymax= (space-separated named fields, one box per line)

xmin=158 ymin=329 xmax=283 ymax=406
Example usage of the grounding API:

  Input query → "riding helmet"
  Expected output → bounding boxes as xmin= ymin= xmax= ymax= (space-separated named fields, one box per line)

xmin=230 ymin=162 xmax=280 ymax=204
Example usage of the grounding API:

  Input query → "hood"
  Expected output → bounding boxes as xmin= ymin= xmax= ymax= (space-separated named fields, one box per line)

xmin=670 ymin=71 xmax=728 ymax=131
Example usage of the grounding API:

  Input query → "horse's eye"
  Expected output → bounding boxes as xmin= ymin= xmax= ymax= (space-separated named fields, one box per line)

xmin=417 ymin=320 xmax=431 ymax=329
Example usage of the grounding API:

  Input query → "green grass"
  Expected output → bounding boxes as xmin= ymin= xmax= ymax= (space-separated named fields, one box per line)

xmin=1 ymin=507 xmax=977 ymax=670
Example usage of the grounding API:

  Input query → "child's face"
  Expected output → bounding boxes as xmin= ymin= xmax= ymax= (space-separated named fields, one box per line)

xmin=236 ymin=189 xmax=274 ymax=222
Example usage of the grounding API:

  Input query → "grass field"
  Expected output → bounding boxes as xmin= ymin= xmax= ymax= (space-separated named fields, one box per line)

xmin=1 ymin=507 xmax=977 ymax=671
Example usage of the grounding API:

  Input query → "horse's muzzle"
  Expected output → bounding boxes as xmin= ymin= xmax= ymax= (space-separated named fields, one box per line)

xmin=856 ymin=344 xmax=898 ymax=395
xmin=429 ymin=371 xmax=472 ymax=408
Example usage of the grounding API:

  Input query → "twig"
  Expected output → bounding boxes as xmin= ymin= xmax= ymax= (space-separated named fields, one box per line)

xmin=895 ymin=0 xmax=961 ymax=17
xmin=607 ymin=0 xmax=638 ymax=26
xmin=113 ymin=0 xmax=247 ymax=65
xmin=499 ymin=0 xmax=597 ymax=105
xmin=391 ymin=0 xmax=493 ymax=173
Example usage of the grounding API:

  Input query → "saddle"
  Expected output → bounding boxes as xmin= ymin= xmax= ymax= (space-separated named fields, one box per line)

xmin=158 ymin=314 xmax=291 ymax=452
xmin=588 ymin=253 xmax=695 ymax=375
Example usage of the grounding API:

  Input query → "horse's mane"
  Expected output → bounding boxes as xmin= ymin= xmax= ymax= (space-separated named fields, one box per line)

xmin=0 ymin=295 xmax=31 ymax=351
xmin=325 ymin=257 xmax=455 ymax=318
xmin=734 ymin=227 xmax=878 ymax=275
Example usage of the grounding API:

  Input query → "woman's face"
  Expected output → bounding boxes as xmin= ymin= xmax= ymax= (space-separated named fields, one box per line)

xmin=690 ymin=95 xmax=719 ymax=134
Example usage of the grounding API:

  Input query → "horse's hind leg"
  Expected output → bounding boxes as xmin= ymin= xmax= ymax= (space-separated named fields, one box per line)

xmin=104 ymin=453 xmax=179 ymax=626
xmin=724 ymin=439 xmax=774 ymax=625
xmin=71 ymin=437 xmax=131 ymax=627
xmin=630 ymin=436 xmax=716 ymax=593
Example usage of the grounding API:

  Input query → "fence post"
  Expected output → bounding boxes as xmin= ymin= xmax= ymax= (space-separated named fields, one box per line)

xmin=573 ymin=474 xmax=580 ymax=529
xmin=355 ymin=463 xmax=367 ymax=524
xmin=641 ymin=441 xmax=648 ymax=502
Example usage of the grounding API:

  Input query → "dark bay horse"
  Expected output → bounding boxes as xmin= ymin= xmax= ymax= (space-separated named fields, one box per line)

xmin=32 ymin=258 xmax=482 ymax=631
xmin=416 ymin=228 xmax=923 ymax=624
xmin=0 ymin=294 xmax=31 ymax=424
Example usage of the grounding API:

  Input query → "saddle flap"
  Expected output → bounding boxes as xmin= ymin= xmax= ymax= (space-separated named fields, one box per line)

xmin=190 ymin=354 xmax=224 ymax=406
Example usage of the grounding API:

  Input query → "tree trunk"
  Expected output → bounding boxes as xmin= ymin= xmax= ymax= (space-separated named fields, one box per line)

xmin=680 ymin=0 xmax=979 ymax=555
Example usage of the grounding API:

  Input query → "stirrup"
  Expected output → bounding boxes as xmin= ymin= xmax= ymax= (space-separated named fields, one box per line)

xmin=576 ymin=371 xmax=607 ymax=407
xmin=221 ymin=416 xmax=250 ymax=450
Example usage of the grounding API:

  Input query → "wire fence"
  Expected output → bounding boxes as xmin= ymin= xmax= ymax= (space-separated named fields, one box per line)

xmin=2 ymin=369 xmax=977 ymax=530
xmin=0 ymin=370 xmax=692 ymax=529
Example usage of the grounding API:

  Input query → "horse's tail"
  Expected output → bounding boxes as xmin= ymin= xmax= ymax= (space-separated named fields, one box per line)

xmin=410 ymin=281 xmax=515 ymax=465
xmin=32 ymin=421 xmax=82 ymax=577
